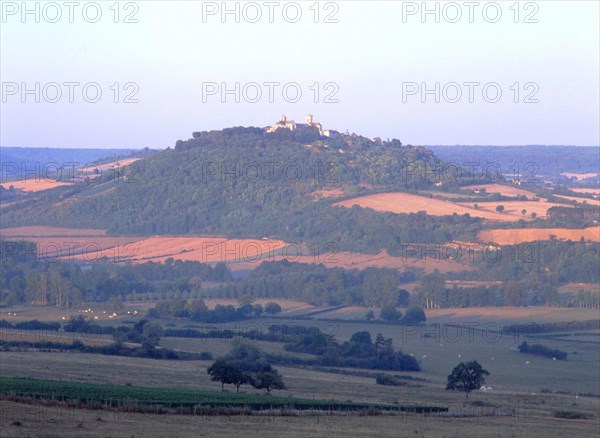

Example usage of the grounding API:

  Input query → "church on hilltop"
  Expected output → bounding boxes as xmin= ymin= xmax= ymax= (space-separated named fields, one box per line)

xmin=265 ymin=115 xmax=339 ymax=138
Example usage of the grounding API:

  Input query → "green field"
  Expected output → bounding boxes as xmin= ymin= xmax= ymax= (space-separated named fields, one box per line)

xmin=0 ymin=377 xmax=445 ymax=413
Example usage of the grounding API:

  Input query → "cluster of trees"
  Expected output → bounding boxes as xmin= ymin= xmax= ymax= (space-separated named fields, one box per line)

xmin=502 ymin=319 xmax=599 ymax=335
xmin=207 ymin=343 xmax=285 ymax=393
xmin=471 ymin=241 xmax=600 ymax=285
xmin=573 ymin=290 xmax=600 ymax=309
xmin=209 ymin=261 xmax=416 ymax=307
xmin=446 ymin=361 xmax=490 ymax=399
xmin=147 ymin=299 xmax=282 ymax=322
xmin=518 ymin=342 xmax=568 ymax=361
xmin=0 ymin=241 xmax=232 ymax=306
xmin=412 ymin=272 xmax=504 ymax=309
xmin=113 ymin=319 xmax=164 ymax=350
xmin=284 ymin=330 xmax=420 ymax=371
xmin=374 ymin=305 xmax=426 ymax=324
xmin=412 ymin=254 xmax=599 ymax=309
xmin=62 ymin=316 xmax=165 ymax=351
xmin=4 ymin=238 xmax=598 ymax=313
xmin=1 ymin=337 xmax=212 ymax=361
xmin=0 ymin=319 xmax=60 ymax=331
xmin=375 ymin=374 xmax=407 ymax=386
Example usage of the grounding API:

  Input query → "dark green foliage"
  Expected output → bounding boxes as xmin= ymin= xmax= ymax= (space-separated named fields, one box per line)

xmin=208 ymin=343 xmax=285 ymax=393
xmin=0 ymin=243 xmax=231 ymax=306
xmin=264 ymin=302 xmax=282 ymax=315
xmin=0 ymin=339 xmax=209 ymax=361
xmin=402 ymin=307 xmax=427 ymax=324
xmin=0 ymin=377 xmax=447 ymax=412
xmin=473 ymin=241 xmax=600 ymax=285
xmin=114 ymin=319 xmax=163 ymax=350
xmin=207 ymin=358 xmax=254 ymax=392
xmin=375 ymin=374 xmax=406 ymax=386
xmin=502 ymin=320 xmax=600 ymax=334
xmin=284 ymin=330 xmax=420 ymax=372
xmin=252 ymin=366 xmax=286 ymax=393
xmin=380 ymin=304 xmax=401 ymax=322
xmin=147 ymin=299 xmax=262 ymax=323
xmin=1 ymin=129 xmax=480 ymax=253
xmin=285 ymin=330 xmax=333 ymax=356
xmin=212 ymin=261 xmax=410 ymax=307
xmin=554 ymin=411 xmax=594 ymax=420
xmin=446 ymin=361 xmax=490 ymax=398
xmin=518 ymin=342 xmax=568 ymax=360
xmin=1 ymin=319 xmax=61 ymax=331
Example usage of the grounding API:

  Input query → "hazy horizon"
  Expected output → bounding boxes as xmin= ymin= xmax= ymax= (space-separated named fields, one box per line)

xmin=2 ymin=1 xmax=599 ymax=149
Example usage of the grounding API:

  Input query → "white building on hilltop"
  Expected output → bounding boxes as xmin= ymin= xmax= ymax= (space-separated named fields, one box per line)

xmin=265 ymin=115 xmax=338 ymax=137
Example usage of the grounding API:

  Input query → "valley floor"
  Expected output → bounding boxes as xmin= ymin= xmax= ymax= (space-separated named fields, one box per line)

xmin=2 ymin=399 xmax=599 ymax=438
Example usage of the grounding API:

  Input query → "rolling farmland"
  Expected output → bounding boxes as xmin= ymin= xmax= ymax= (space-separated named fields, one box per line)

xmin=461 ymin=183 xmax=539 ymax=199
xmin=479 ymin=227 xmax=600 ymax=245
xmin=334 ymin=192 xmax=568 ymax=221
xmin=0 ymin=179 xmax=73 ymax=192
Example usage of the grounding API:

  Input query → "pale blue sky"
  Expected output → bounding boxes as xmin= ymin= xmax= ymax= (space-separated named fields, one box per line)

xmin=1 ymin=1 xmax=599 ymax=148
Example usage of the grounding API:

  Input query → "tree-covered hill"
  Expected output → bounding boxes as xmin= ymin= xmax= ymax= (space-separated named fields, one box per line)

xmin=1 ymin=127 xmax=482 ymax=253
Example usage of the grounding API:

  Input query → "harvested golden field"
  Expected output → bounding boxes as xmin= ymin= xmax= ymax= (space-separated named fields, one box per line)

xmin=571 ymin=188 xmax=600 ymax=196
xmin=479 ymin=226 xmax=600 ymax=245
xmin=228 ymin=249 xmax=472 ymax=273
xmin=0 ymin=179 xmax=72 ymax=192
xmin=68 ymin=236 xmax=288 ymax=264
xmin=554 ymin=195 xmax=600 ymax=206
xmin=0 ymin=227 xmax=134 ymax=261
xmin=461 ymin=183 xmax=538 ymax=199
xmin=0 ymin=227 xmax=287 ymax=265
xmin=32 ymin=237 xmax=143 ymax=260
xmin=561 ymin=172 xmax=598 ymax=181
xmin=334 ymin=192 xmax=567 ymax=222
xmin=80 ymin=157 xmax=141 ymax=177
xmin=335 ymin=192 xmax=506 ymax=219
xmin=457 ymin=200 xmax=566 ymax=220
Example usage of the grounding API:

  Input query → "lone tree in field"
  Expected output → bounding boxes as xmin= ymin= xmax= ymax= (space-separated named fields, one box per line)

xmin=207 ymin=359 xmax=253 ymax=392
xmin=253 ymin=365 xmax=286 ymax=394
xmin=495 ymin=205 xmax=505 ymax=213
xmin=208 ymin=343 xmax=286 ymax=393
xmin=446 ymin=361 xmax=490 ymax=399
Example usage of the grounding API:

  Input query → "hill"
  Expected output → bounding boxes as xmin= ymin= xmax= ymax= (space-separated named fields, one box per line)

xmin=0 ymin=128 xmax=483 ymax=254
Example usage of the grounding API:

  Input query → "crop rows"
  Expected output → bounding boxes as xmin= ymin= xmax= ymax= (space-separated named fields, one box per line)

xmin=0 ymin=377 xmax=448 ymax=413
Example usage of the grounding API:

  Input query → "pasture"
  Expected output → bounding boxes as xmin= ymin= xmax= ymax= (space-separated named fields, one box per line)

xmin=1 ymin=303 xmax=599 ymax=437
xmin=2 ymin=399 xmax=597 ymax=438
